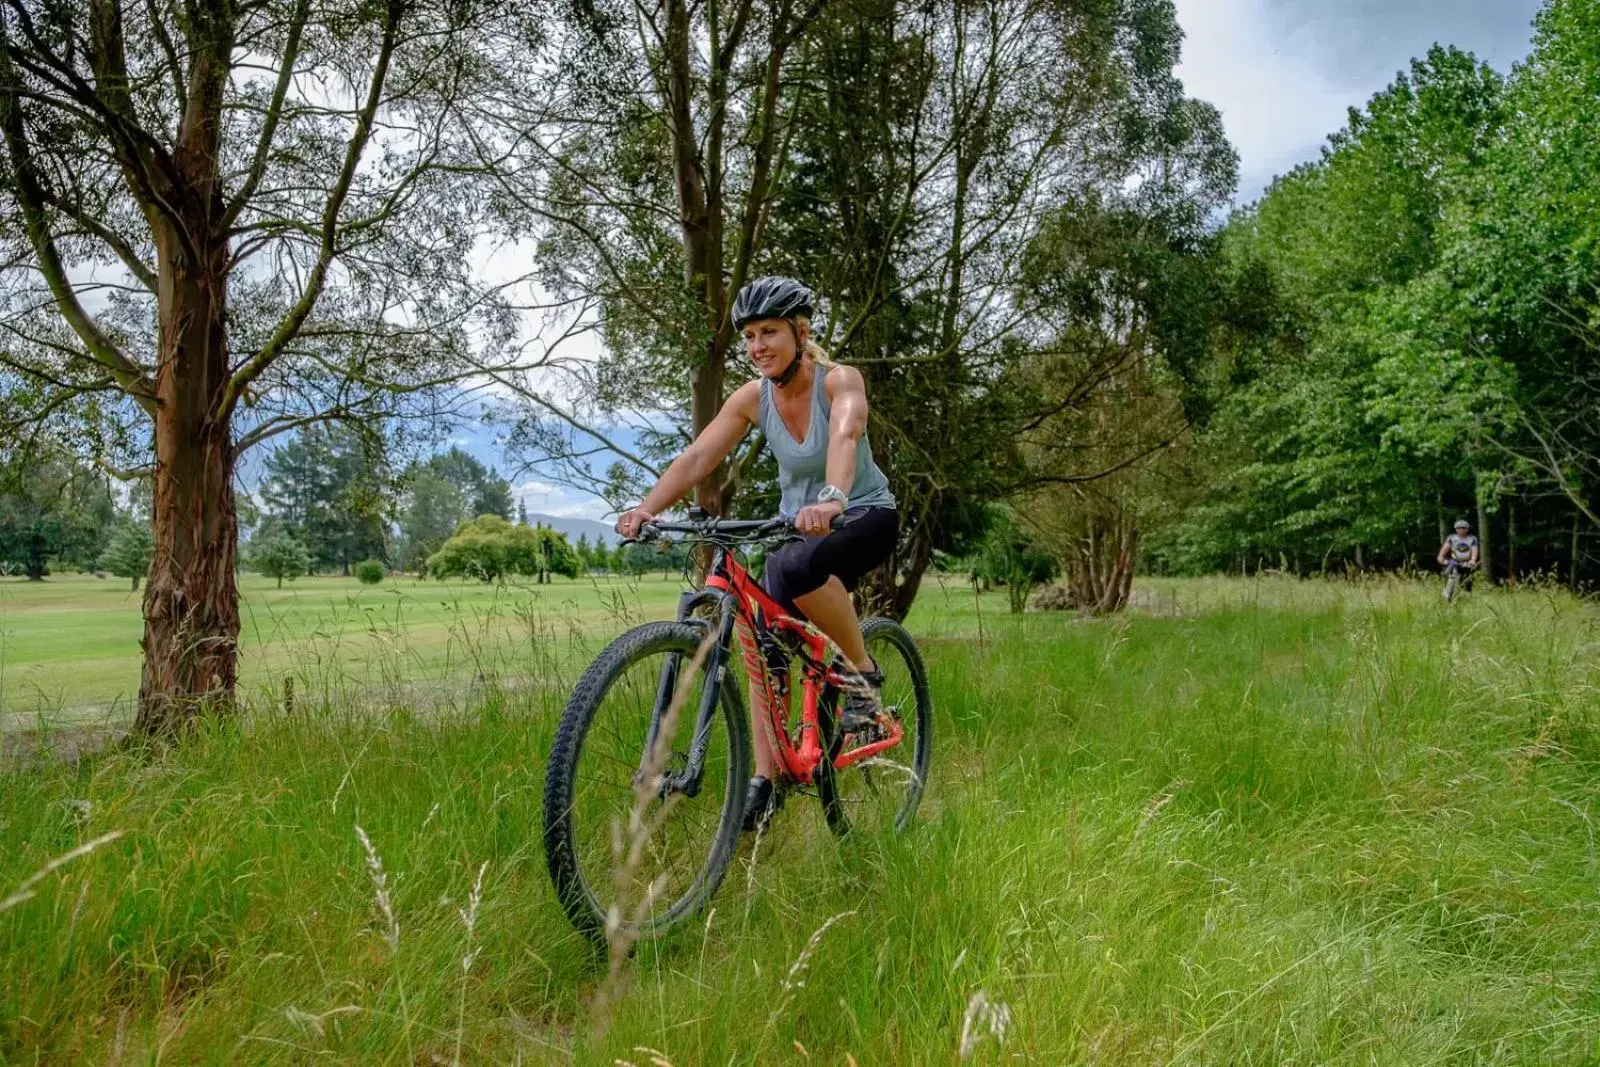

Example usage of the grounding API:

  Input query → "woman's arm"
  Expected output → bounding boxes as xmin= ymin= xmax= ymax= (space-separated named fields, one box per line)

xmin=617 ymin=381 xmax=759 ymax=536
xmin=822 ymin=366 xmax=869 ymax=497
xmin=793 ymin=366 xmax=869 ymax=534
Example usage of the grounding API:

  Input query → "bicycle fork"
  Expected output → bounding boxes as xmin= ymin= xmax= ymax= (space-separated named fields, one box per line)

xmin=640 ymin=591 xmax=738 ymax=799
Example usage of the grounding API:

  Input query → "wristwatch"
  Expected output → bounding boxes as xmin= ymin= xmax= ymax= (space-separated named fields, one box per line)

xmin=817 ymin=484 xmax=849 ymax=509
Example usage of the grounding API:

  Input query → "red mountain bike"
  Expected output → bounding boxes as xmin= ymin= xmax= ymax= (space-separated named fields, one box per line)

xmin=542 ymin=512 xmax=932 ymax=939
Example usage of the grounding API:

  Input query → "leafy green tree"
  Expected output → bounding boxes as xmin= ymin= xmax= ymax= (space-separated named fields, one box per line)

xmin=0 ymin=456 xmax=113 ymax=580
xmin=100 ymin=523 xmax=155 ymax=591
xmin=428 ymin=516 xmax=518 ymax=582
xmin=398 ymin=470 xmax=467 ymax=576
xmin=967 ymin=507 xmax=1057 ymax=615
xmin=1433 ymin=0 xmax=1600 ymax=545
xmin=248 ymin=533 xmax=312 ymax=590
xmin=478 ymin=474 xmax=514 ymax=523
xmin=260 ymin=426 xmax=390 ymax=576
xmin=355 ymin=560 xmax=385 ymax=585
xmin=534 ymin=526 xmax=581 ymax=583
xmin=426 ymin=515 xmax=578 ymax=583
xmin=1154 ymin=46 xmax=1530 ymax=577
xmin=397 ymin=450 xmax=515 ymax=574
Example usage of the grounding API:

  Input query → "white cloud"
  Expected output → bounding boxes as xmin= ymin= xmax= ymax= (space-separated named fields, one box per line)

xmin=511 ymin=479 xmax=609 ymax=521
xmin=1173 ymin=0 xmax=1542 ymax=204
xmin=1174 ymin=0 xmax=1358 ymax=202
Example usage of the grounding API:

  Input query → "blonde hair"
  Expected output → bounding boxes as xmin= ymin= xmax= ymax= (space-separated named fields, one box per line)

xmin=791 ymin=315 xmax=834 ymax=367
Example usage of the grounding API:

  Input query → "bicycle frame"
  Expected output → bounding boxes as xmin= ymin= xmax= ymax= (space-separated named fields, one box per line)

xmin=642 ymin=520 xmax=905 ymax=795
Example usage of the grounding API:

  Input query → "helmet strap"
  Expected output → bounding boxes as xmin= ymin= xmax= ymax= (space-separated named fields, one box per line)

xmin=773 ymin=346 xmax=804 ymax=387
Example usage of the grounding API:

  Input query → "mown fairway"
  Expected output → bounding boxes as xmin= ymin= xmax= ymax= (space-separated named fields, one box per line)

xmin=0 ymin=574 xmax=692 ymax=726
xmin=3 ymin=578 xmax=1599 ymax=1063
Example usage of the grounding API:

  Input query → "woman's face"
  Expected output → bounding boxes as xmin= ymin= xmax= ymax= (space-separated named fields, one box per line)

xmin=743 ymin=317 xmax=802 ymax=378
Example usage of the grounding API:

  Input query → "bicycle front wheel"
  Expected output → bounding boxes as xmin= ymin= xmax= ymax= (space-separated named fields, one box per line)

xmin=818 ymin=617 xmax=932 ymax=837
xmin=542 ymin=621 xmax=750 ymax=941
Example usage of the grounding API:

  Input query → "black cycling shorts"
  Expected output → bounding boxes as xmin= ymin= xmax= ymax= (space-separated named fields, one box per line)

xmin=763 ymin=506 xmax=899 ymax=616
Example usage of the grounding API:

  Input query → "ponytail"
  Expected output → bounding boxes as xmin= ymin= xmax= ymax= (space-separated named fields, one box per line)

xmin=791 ymin=315 xmax=834 ymax=367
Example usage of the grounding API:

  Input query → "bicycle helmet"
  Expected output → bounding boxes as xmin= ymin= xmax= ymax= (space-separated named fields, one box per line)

xmin=1454 ymin=518 xmax=1471 ymax=530
xmin=731 ymin=276 xmax=814 ymax=329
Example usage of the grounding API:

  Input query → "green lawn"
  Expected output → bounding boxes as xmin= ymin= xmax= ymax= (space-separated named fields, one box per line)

xmin=0 ymin=570 xmax=1043 ymax=726
xmin=0 ymin=573 xmax=695 ymax=725
xmin=3 ymin=576 xmax=1599 ymax=1062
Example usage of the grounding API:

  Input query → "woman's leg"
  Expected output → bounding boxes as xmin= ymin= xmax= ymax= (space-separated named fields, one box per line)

xmin=750 ymin=508 xmax=898 ymax=786
xmin=793 ymin=577 xmax=872 ymax=670
xmin=735 ymin=619 xmax=786 ymax=780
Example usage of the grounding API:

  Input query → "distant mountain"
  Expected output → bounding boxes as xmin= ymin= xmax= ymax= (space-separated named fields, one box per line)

xmin=526 ymin=512 xmax=616 ymax=546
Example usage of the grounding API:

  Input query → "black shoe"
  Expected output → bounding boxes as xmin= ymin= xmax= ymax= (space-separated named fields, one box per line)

xmin=839 ymin=666 xmax=887 ymax=734
xmin=742 ymin=776 xmax=782 ymax=833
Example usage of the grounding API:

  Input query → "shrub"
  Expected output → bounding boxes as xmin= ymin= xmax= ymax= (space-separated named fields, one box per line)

xmin=428 ymin=514 xmax=580 ymax=583
xmin=355 ymin=559 xmax=385 ymax=585
xmin=99 ymin=522 xmax=154 ymax=591
xmin=248 ymin=532 xmax=312 ymax=588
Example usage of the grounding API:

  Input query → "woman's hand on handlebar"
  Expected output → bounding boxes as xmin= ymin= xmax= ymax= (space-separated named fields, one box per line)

xmin=793 ymin=500 xmax=843 ymax=537
xmin=616 ymin=507 xmax=656 ymax=540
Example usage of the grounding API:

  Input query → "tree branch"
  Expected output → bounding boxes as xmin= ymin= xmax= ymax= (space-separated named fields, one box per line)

xmin=40 ymin=186 xmax=157 ymax=290
xmin=0 ymin=38 xmax=157 ymax=408
xmin=220 ymin=0 xmax=403 ymax=418
xmin=221 ymin=0 xmax=308 ymax=229
xmin=143 ymin=0 xmax=187 ymax=107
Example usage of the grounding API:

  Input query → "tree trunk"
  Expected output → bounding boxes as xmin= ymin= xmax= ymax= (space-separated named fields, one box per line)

xmin=136 ymin=223 xmax=239 ymax=736
xmin=1476 ymin=492 xmax=1492 ymax=582
xmin=1507 ymin=502 xmax=1517 ymax=585
xmin=130 ymin=574 xmax=140 ymax=591
xmin=856 ymin=521 xmax=931 ymax=622
xmin=25 ymin=528 xmax=45 ymax=579
xmin=1572 ymin=511 xmax=1582 ymax=589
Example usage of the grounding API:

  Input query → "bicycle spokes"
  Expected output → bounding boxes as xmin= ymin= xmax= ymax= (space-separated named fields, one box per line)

xmin=556 ymin=632 xmax=741 ymax=934
xmin=818 ymin=619 xmax=931 ymax=837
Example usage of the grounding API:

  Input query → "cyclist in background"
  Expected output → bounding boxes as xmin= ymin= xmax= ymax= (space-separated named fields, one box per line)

xmin=1437 ymin=518 xmax=1480 ymax=589
xmin=615 ymin=276 xmax=899 ymax=827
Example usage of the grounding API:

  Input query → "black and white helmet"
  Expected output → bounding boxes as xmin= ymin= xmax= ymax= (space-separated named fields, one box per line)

xmin=1454 ymin=518 xmax=1471 ymax=530
xmin=732 ymin=276 xmax=814 ymax=329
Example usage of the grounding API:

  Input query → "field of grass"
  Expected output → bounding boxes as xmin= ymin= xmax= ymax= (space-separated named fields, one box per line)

xmin=0 ymin=573 xmax=695 ymax=725
xmin=3 ymin=576 xmax=1600 ymax=1062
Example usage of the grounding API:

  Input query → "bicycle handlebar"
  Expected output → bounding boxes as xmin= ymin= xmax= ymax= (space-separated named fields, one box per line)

xmin=624 ymin=511 xmax=843 ymax=546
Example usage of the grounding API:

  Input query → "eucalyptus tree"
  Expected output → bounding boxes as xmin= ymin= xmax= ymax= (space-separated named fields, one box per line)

xmin=0 ymin=0 xmax=549 ymax=732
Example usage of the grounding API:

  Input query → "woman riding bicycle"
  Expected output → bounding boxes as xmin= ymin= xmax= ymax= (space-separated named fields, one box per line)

xmin=616 ymin=276 xmax=898 ymax=825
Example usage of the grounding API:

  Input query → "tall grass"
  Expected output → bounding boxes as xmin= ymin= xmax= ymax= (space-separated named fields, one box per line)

xmin=2 ymin=576 xmax=1598 ymax=1062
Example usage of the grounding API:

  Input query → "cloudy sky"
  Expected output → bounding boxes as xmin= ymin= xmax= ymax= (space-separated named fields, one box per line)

xmin=1174 ymin=0 xmax=1545 ymax=202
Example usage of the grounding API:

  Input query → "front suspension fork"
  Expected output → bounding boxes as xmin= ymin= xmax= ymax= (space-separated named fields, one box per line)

xmin=641 ymin=590 xmax=736 ymax=798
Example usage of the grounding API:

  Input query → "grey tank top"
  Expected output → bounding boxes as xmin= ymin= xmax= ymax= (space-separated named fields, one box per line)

xmin=759 ymin=365 xmax=896 ymax=519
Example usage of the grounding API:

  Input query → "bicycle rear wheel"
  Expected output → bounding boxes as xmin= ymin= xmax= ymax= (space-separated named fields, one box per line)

xmin=817 ymin=617 xmax=932 ymax=837
xmin=542 ymin=621 xmax=750 ymax=940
